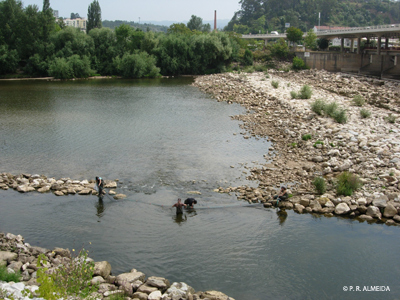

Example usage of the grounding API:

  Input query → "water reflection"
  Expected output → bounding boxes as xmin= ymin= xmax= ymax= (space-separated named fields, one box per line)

xmin=95 ymin=198 xmax=105 ymax=219
xmin=276 ymin=208 xmax=288 ymax=226
xmin=173 ymin=213 xmax=187 ymax=225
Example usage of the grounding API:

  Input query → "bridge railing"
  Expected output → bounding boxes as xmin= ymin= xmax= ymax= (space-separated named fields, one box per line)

xmin=317 ymin=24 xmax=400 ymax=34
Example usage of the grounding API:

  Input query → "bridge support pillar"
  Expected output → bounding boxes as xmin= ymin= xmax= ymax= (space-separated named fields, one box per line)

xmin=357 ymin=37 xmax=361 ymax=54
xmin=351 ymin=39 xmax=355 ymax=53
xmin=341 ymin=37 xmax=344 ymax=52
xmin=377 ymin=36 xmax=382 ymax=55
xmin=264 ymin=39 xmax=268 ymax=46
xmin=385 ymin=38 xmax=389 ymax=49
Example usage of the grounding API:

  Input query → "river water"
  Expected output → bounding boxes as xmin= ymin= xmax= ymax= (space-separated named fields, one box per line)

xmin=0 ymin=78 xmax=399 ymax=300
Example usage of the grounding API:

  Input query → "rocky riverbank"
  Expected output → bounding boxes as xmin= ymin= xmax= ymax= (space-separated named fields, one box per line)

xmin=0 ymin=173 xmax=127 ymax=200
xmin=193 ymin=69 xmax=400 ymax=226
xmin=0 ymin=232 xmax=234 ymax=300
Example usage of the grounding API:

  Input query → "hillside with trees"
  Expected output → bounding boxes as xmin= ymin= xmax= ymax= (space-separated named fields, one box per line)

xmin=225 ymin=0 xmax=400 ymax=34
xmin=102 ymin=20 xmax=169 ymax=32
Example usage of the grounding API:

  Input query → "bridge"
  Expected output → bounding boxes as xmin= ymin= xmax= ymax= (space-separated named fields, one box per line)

xmin=242 ymin=24 xmax=400 ymax=54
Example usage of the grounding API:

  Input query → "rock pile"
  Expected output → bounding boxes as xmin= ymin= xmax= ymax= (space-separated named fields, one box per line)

xmin=0 ymin=232 xmax=235 ymax=300
xmin=0 ymin=173 xmax=118 ymax=197
xmin=193 ymin=70 xmax=400 ymax=226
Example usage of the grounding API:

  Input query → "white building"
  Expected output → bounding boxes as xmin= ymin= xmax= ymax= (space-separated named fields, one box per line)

xmin=64 ymin=18 xmax=87 ymax=32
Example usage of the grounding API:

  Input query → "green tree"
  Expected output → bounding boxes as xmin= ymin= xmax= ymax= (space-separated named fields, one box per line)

xmin=89 ymin=27 xmax=117 ymax=74
xmin=114 ymin=51 xmax=159 ymax=78
xmin=317 ymin=38 xmax=329 ymax=50
xmin=0 ymin=45 xmax=19 ymax=74
xmin=286 ymin=27 xmax=303 ymax=45
xmin=187 ymin=15 xmax=203 ymax=31
xmin=86 ymin=0 xmax=102 ymax=33
xmin=168 ymin=23 xmax=192 ymax=35
xmin=304 ymin=29 xmax=317 ymax=50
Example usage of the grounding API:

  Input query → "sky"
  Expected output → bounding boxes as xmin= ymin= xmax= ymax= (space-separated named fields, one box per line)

xmin=20 ymin=0 xmax=241 ymax=22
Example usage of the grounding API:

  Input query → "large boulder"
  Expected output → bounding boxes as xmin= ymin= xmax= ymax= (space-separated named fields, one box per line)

xmin=294 ymin=204 xmax=305 ymax=214
xmin=358 ymin=214 xmax=374 ymax=221
xmin=146 ymin=276 xmax=170 ymax=291
xmin=17 ymin=185 xmax=35 ymax=193
xmin=0 ymin=251 xmax=18 ymax=263
xmin=94 ymin=261 xmax=112 ymax=278
xmin=132 ymin=292 xmax=148 ymax=300
xmin=137 ymin=283 xmax=158 ymax=294
xmin=203 ymin=290 xmax=235 ymax=300
xmin=8 ymin=261 xmax=23 ymax=272
xmin=356 ymin=198 xmax=367 ymax=206
xmin=309 ymin=200 xmax=322 ymax=212
xmin=366 ymin=206 xmax=381 ymax=219
xmin=299 ymin=198 xmax=310 ymax=207
xmin=324 ymin=200 xmax=335 ymax=208
xmin=116 ymin=270 xmax=145 ymax=286
xmin=317 ymin=197 xmax=330 ymax=207
xmin=334 ymin=203 xmax=350 ymax=215
xmin=148 ymin=290 xmax=162 ymax=300
xmin=162 ymin=282 xmax=195 ymax=300
xmin=383 ymin=203 xmax=398 ymax=218
xmin=372 ymin=195 xmax=388 ymax=208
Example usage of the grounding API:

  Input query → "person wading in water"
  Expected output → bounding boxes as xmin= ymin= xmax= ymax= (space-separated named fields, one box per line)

xmin=172 ymin=198 xmax=186 ymax=214
xmin=95 ymin=176 xmax=105 ymax=197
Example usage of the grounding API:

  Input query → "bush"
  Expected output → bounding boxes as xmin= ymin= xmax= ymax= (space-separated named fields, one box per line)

xmin=311 ymin=99 xmax=325 ymax=115
xmin=37 ymin=249 xmax=97 ymax=300
xmin=0 ymin=265 xmax=22 ymax=282
xmin=48 ymin=57 xmax=73 ymax=79
xmin=67 ymin=55 xmax=93 ymax=78
xmin=254 ymin=64 xmax=268 ymax=72
xmin=114 ymin=51 xmax=160 ymax=78
xmin=360 ymin=108 xmax=371 ymax=118
xmin=313 ymin=177 xmax=326 ymax=195
xmin=242 ymin=49 xmax=253 ymax=66
xmin=302 ymin=134 xmax=312 ymax=141
xmin=333 ymin=108 xmax=347 ymax=124
xmin=313 ymin=140 xmax=324 ymax=147
xmin=298 ymin=85 xmax=312 ymax=99
xmin=385 ymin=114 xmax=396 ymax=123
xmin=271 ymin=81 xmax=279 ymax=88
xmin=336 ymin=172 xmax=362 ymax=196
xmin=244 ymin=65 xmax=255 ymax=73
xmin=324 ymin=101 xmax=338 ymax=117
xmin=292 ymin=56 xmax=307 ymax=70
xmin=352 ymin=95 xmax=365 ymax=106
xmin=290 ymin=91 xmax=298 ymax=99
xmin=268 ymin=38 xmax=289 ymax=59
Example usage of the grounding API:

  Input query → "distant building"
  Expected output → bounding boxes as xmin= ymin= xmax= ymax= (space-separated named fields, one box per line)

xmin=53 ymin=10 xmax=59 ymax=18
xmin=64 ymin=18 xmax=87 ymax=32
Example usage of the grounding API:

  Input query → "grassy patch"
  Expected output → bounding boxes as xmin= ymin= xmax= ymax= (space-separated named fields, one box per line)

xmin=352 ymin=95 xmax=365 ymax=106
xmin=313 ymin=177 xmax=326 ymax=195
xmin=360 ymin=108 xmax=371 ymax=118
xmin=0 ymin=265 xmax=22 ymax=282
xmin=310 ymin=99 xmax=325 ymax=115
xmin=385 ymin=114 xmax=396 ymax=123
xmin=271 ymin=80 xmax=279 ymax=88
xmin=302 ymin=134 xmax=312 ymax=141
xmin=313 ymin=140 xmax=324 ymax=147
xmin=333 ymin=108 xmax=347 ymax=124
xmin=324 ymin=102 xmax=338 ymax=117
xmin=290 ymin=91 xmax=298 ymax=99
xmin=298 ymin=84 xmax=312 ymax=99
xmin=336 ymin=172 xmax=362 ymax=196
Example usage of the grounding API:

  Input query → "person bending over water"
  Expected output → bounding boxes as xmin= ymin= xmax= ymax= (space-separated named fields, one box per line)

xmin=172 ymin=198 xmax=186 ymax=214
xmin=184 ymin=198 xmax=197 ymax=208
xmin=95 ymin=176 xmax=105 ymax=197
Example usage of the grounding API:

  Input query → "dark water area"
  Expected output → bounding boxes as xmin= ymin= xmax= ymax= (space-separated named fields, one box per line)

xmin=0 ymin=78 xmax=399 ymax=300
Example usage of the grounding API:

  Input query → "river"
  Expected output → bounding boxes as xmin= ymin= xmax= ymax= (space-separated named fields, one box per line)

xmin=0 ymin=78 xmax=399 ymax=300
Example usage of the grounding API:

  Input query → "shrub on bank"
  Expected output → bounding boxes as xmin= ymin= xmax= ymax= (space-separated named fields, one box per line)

xmin=292 ymin=57 xmax=307 ymax=70
xmin=352 ymin=95 xmax=365 ymax=106
xmin=302 ymin=134 xmax=312 ymax=141
xmin=0 ymin=265 xmax=22 ymax=282
xmin=311 ymin=99 xmax=325 ymax=115
xmin=271 ymin=80 xmax=279 ymax=88
xmin=313 ymin=177 xmax=326 ymax=195
xmin=385 ymin=114 xmax=396 ymax=124
xmin=324 ymin=101 xmax=338 ymax=117
xmin=290 ymin=91 xmax=298 ymax=99
xmin=360 ymin=108 xmax=371 ymax=118
xmin=298 ymin=85 xmax=312 ymax=99
xmin=336 ymin=172 xmax=362 ymax=196
xmin=333 ymin=108 xmax=348 ymax=124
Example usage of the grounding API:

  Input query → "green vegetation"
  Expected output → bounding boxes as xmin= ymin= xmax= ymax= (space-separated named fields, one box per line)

xmin=290 ymin=91 xmax=298 ymax=99
xmin=333 ymin=108 xmax=348 ymax=124
xmin=0 ymin=264 xmax=22 ymax=282
xmin=304 ymin=29 xmax=317 ymax=50
xmin=298 ymin=85 xmax=312 ymax=99
xmin=324 ymin=102 xmax=338 ymax=117
xmin=311 ymin=99 xmax=325 ymax=115
xmin=290 ymin=142 xmax=297 ymax=147
xmin=336 ymin=172 xmax=362 ymax=196
xmin=389 ymin=170 xmax=395 ymax=176
xmin=292 ymin=57 xmax=307 ymax=70
xmin=102 ymin=20 xmax=168 ymax=32
xmin=352 ymin=95 xmax=365 ymax=106
xmin=313 ymin=177 xmax=326 ymax=195
xmin=0 ymin=1 xmax=238 ymax=79
xmin=286 ymin=27 xmax=303 ymax=45
xmin=225 ymin=0 xmax=400 ymax=34
xmin=313 ymin=140 xmax=324 ymax=147
xmin=385 ymin=114 xmax=396 ymax=123
xmin=36 ymin=249 xmax=97 ymax=300
xmin=243 ymin=49 xmax=254 ymax=66
xmin=302 ymin=134 xmax=312 ymax=141
xmin=271 ymin=80 xmax=279 ymax=88
xmin=360 ymin=108 xmax=371 ymax=118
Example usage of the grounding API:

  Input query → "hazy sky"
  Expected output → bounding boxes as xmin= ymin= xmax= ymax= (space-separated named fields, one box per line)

xmin=21 ymin=0 xmax=241 ymax=21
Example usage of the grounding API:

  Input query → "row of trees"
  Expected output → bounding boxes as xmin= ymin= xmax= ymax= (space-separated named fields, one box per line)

xmin=226 ymin=0 xmax=400 ymax=34
xmin=0 ymin=0 xmax=239 ymax=78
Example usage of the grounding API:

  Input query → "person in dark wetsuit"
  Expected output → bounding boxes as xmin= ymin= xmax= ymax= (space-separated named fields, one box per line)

xmin=184 ymin=198 xmax=197 ymax=208
xmin=95 ymin=176 xmax=105 ymax=197
xmin=172 ymin=198 xmax=186 ymax=214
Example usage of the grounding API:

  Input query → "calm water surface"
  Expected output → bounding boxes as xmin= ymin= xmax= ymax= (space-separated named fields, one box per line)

xmin=0 ymin=78 xmax=399 ymax=300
